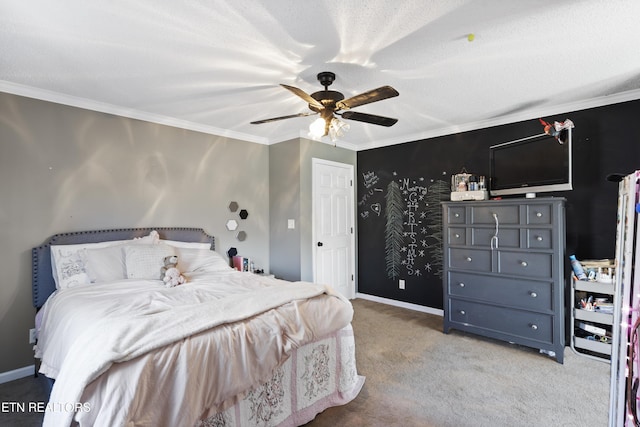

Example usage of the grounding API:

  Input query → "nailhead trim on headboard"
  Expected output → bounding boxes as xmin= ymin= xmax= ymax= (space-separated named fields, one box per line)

xmin=32 ymin=227 xmax=215 ymax=309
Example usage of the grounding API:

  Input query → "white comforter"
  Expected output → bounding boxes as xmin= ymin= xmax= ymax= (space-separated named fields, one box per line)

xmin=35 ymin=270 xmax=353 ymax=427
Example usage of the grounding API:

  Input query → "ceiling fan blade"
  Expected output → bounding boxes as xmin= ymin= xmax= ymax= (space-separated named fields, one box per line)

xmin=340 ymin=111 xmax=398 ymax=127
xmin=280 ymin=84 xmax=325 ymax=109
xmin=337 ymin=86 xmax=399 ymax=110
xmin=250 ymin=112 xmax=317 ymax=125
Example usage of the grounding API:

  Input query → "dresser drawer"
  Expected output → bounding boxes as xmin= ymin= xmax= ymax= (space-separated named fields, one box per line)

xmin=448 ymin=271 xmax=553 ymax=311
xmin=448 ymin=299 xmax=554 ymax=344
xmin=498 ymin=251 xmax=552 ymax=278
xmin=470 ymin=205 xmax=519 ymax=225
xmin=471 ymin=228 xmax=519 ymax=248
xmin=527 ymin=204 xmax=552 ymax=225
xmin=448 ymin=207 xmax=466 ymax=224
xmin=448 ymin=248 xmax=491 ymax=272
xmin=448 ymin=228 xmax=466 ymax=245
xmin=526 ymin=229 xmax=552 ymax=249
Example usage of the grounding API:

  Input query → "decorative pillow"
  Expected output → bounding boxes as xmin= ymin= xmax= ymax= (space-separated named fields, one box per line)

xmin=81 ymin=245 xmax=127 ymax=283
xmin=50 ymin=245 xmax=93 ymax=290
xmin=50 ymin=230 xmax=161 ymax=289
xmin=124 ymin=244 xmax=176 ymax=280
xmin=51 ymin=241 xmax=122 ymax=289
xmin=174 ymin=247 xmax=231 ymax=273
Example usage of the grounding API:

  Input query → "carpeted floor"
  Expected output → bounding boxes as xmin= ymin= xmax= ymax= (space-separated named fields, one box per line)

xmin=306 ymin=298 xmax=611 ymax=427
xmin=0 ymin=298 xmax=611 ymax=426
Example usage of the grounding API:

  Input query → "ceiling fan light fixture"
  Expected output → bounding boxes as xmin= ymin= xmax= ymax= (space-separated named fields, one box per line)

xmin=328 ymin=117 xmax=349 ymax=142
xmin=254 ymin=71 xmax=398 ymax=141
xmin=308 ymin=117 xmax=326 ymax=140
xmin=308 ymin=116 xmax=350 ymax=142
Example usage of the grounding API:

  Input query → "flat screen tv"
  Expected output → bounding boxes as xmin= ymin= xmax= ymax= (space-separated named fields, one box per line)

xmin=489 ymin=128 xmax=572 ymax=197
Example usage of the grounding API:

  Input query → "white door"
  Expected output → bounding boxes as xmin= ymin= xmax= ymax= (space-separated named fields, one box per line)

xmin=312 ymin=158 xmax=355 ymax=299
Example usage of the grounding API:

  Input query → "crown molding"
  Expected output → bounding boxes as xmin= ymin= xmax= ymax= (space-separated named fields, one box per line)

xmin=355 ymin=88 xmax=640 ymax=151
xmin=3 ymin=80 xmax=639 ymax=151
xmin=0 ymin=80 xmax=270 ymax=145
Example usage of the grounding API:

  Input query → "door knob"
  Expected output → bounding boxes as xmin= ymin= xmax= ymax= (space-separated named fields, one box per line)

xmin=317 ymin=242 xmax=324 ymax=247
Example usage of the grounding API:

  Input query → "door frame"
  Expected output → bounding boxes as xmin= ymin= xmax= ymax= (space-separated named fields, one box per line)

xmin=311 ymin=158 xmax=356 ymax=298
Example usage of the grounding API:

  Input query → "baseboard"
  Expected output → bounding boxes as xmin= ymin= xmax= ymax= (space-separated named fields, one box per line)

xmin=0 ymin=365 xmax=35 ymax=385
xmin=355 ymin=293 xmax=444 ymax=317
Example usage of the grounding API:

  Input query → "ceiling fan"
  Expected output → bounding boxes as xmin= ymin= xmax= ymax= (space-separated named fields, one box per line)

xmin=251 ymin=71 xmax=399 ymax=139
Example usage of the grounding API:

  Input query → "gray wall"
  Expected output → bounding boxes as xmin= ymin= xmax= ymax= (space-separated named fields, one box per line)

xmin=269 ymin=140 xmax=301 ymax=281
xmin=0 ymin=92 xmax=270 ymax=373
xmin=269 ymin=138 xmax=356 ymax=282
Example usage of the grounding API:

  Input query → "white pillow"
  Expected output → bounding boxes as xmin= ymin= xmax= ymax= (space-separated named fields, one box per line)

xmin=50 ymin=230 xmax=160 ymax=289
xmin=161 ymin=240 xmax=212 ymax=250
xmin=50 ymin=245 xmax=92 ymax=290
xmin=174 ymin=248 xmax=231 ymax=273
xmin=125 ymin=244 xmax=175 ymax=280
xmin=51 ymin=240 xmax=122 ymax=289
xmin=134 ymin=230 xmax=160 ymax=245
xmin=81 ymin=246 xmax=127 ymax=283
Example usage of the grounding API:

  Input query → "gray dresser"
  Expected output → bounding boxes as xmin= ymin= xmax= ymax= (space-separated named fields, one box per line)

xmin=442 ymin=198 xmax=566 ymax=363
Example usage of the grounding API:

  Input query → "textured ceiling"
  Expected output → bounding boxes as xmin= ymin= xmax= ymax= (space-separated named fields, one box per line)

xmin=2 ymin=0 xmax=640 ymax=150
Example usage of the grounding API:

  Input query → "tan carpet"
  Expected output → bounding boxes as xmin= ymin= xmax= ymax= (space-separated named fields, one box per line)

xmin=306 ymin=298 xmax=611 ymax=427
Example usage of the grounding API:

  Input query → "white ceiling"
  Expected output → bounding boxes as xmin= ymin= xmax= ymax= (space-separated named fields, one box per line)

xmin=2 ymin=0 xmax=640 ymax=151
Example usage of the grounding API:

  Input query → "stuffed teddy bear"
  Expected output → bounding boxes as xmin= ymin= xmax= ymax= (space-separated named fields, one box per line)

xmin=163 ymin=267 xmax=186 ymax=288
xmin=160 ymin=255 xmax=179 ymax=279
xmin=160 ymin=255 xmax=186 ymax=287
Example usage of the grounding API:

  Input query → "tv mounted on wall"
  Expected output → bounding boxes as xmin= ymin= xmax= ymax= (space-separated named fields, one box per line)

xmin=489 ymin=128 xmax=572 ymax=197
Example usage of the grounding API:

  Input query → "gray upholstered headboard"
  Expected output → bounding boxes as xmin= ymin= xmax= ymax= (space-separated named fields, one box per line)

xmin=32 ymin=227 xmax=215 ymax=309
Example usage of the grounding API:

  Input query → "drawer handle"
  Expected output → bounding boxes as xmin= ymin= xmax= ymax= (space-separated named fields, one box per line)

xmin=454 ymin=213 xmax=460 ymax=218
xmin=454 ymin=233 xmax=460 ymax=238
xmin=459 ymin=282 xmax=465 ymax=288
xmin=536 ymin=212 xmax=543 ymax=218
xmin=466 ymin=257 xmax=472 ymax=262
xmin=530 ymin=324 xmax=538 ymax=330
xmin=536 ymin=236 xmax=543 ymax=241
xmin=520 ymin=261 xmax=528 ymax=267
xmin=529 ymin=292 xmax=538 ymax=298
xmin=459 ymin=310 xmax=466 ymax=315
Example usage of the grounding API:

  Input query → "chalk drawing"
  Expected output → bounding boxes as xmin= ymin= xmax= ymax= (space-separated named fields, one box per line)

xmin=360 ymin=171 xmax=450 ymax=281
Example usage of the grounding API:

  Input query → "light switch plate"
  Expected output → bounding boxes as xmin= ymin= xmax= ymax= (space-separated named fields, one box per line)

xmin=287 ymin=219 xmax=295 ymax=229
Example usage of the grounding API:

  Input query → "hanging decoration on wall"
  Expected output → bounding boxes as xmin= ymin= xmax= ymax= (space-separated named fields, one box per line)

xmin=538 ymin=118 xmax=574 ymax=144
xmin=225 ymin=201 xmax=250 ymax=241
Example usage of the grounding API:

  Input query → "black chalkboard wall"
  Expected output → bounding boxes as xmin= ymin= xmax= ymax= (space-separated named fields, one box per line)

xmin=357 ymin=99 xmax=640 ymax=309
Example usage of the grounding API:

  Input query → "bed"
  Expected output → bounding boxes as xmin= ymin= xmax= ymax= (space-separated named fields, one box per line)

xmin=32 ymin=227 xmax=364 ymax=427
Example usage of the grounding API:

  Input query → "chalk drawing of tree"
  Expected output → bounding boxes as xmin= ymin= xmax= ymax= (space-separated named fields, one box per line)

xmin=425 ymin=179 xmax=450 ymax=277
xmin=385 ymin=180 xmax=404 ymax=280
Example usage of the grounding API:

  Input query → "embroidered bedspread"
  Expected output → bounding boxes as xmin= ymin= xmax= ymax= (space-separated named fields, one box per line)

xmin=36 ymin=271 xmax=354 ymax=426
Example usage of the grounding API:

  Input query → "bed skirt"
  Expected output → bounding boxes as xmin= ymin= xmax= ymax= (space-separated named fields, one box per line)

xmin=196 ymin=325 xmax=364 ymax=427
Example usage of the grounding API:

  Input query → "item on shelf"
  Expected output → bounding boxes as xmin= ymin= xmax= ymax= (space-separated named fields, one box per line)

xmin=451 ymin=169 xmax=472 ymax=192
xmin=597 ymin=267 xmax=614 ymax=283
xmin=580 ymin=259 xmax=616 ymax=282
xmin=569 ymin=255 xmax=587 ymax=280
xmin=579 ymin=296 xmax=594 ymax=311
xmin=595 ymin=303 xmax=614 ymax=314
xmin=577 ymin=321 xmax=607 ymax=336
xmin=449 ymin=169 xmax=488 ymax=201
xmin=232 ymin=255 xmax=253 ymax=272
